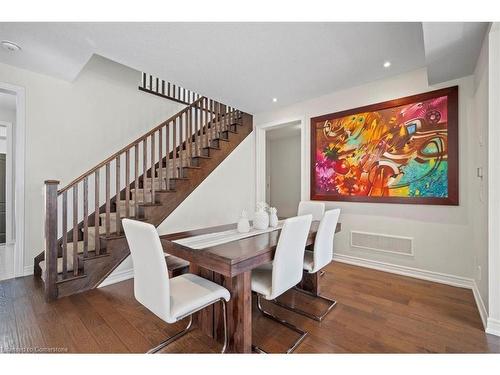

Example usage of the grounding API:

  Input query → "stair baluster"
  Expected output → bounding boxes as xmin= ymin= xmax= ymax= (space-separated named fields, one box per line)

xmin=94 ymin=170 xmax=100 ymax=255
xmin=83 ymin=176 xmax=89 ymax=258
xmin=166 ymin=122 xmax=170 ymax=191
xmin=44 ymin=180 xmax=59 ymax=301
xmin=72 ymin=185 xmax=79 ymax=276
xmin=115 ymin=156 xmax=121 ymax=234
xmin=105 ymin=163 xmax=111 ymax=236
xmin=150 ymin=133 xmax=156 ymax=204
xmin=125 ymin=150 xmax=131 ymax=217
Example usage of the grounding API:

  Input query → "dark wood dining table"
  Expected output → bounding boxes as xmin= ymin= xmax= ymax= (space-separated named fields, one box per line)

xmin=160 ymin=220 xmax=341 ymax=353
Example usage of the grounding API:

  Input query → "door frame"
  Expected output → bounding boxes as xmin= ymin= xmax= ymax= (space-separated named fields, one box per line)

xmin=487 ymin=23 xmax=500 ymax=336
xmin=255 ymin=116 xmax=307 ymax=204
xmin=0 ymin=83 xmax=26 ymax=278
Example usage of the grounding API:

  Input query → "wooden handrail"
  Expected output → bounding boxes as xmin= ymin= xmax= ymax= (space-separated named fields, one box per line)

xmin=57 ymin=96 xmax=206 ymax=194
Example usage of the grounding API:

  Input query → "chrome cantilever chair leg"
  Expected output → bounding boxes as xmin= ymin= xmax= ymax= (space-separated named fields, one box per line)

xmin=148 ymin=298 xmax=229 ymax=354
xmin=148 ymin=315 xmax=194 ymax=354
xmin=272 ymin=285 xmax=337 ymax=322
xmin=252 ymin=294 xmax=308 ymax=354
xmin=220 ymin=299 xmax=229 ymax=354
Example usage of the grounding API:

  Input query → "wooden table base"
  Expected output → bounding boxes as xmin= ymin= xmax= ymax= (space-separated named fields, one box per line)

xmin=298 ymin=270 xmax=321 ymax=296
xmin=190 ymin=264 xmax=252 ymax=353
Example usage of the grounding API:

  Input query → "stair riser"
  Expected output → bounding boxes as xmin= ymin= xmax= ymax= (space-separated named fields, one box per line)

xmin=156 ymin=167 xmax=187 ymax=179
xmin=114 ymin=203 xmax=137 ymax=217
xmin=60 ymin=240 xmax=96 ymax=254
xmin=142 ymin=178 xmax=165 ymax=189
xmin=131 ymin=190 xmax=154 ymax=203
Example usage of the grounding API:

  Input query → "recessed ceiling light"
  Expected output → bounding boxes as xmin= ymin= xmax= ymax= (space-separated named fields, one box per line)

xmin=272 ymin=98 xmax=278 ymax=102
xmin=1 ymin=40 xmax=22 ymax=52
xmin=383 ymin=61 xmax=391 ymax=68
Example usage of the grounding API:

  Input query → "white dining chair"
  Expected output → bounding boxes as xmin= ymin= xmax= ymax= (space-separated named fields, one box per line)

xmin=298 ymin=201 xmax=325 ymax=221
xmin=251 ymin=214 xmax=313 ymax=353
xmin=122 ymin=219 xmax=231 ymax=353
xmin=273 ymin=209 xmax=341 ymax=321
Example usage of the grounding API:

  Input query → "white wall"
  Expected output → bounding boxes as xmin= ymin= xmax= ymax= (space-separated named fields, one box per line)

xmin=254 ymin=68 xmax=487 ymax=286
xmin=267 ymin=133 xmax=301 ymax=218
xmin=0 ymin=55 xmax=184 ymax=271
xmin=472 ymin=31 xmax=489 ymax=311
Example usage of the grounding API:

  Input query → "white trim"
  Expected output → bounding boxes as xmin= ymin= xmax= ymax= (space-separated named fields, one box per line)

xmin=472 ymin=280 xmax=488 ymax=329
xmin=487 ymin=318 xmax=500 ymax=336
xmin=0 ymin=83 xmax=25 ymax=278
xmin=350 ymin=230 xmax=414 ymax=257
xmin=333 ymin=253 xmax=474 ymax=289
xmin=255 ymin=116 xmax=307 ymax=203
xmin=488 ymin=23 xmax=500 ymax=335
xmin=98 ymin=268 xmax=134 ymax=288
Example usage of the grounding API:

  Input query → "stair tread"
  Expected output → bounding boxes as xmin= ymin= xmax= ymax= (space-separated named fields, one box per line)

xmin=131 ymin=188 xmax=176 ymax=193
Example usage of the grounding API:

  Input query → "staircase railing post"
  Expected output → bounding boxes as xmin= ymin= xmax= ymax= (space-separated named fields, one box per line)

xmin=44 ymin=180 xmax=60 ymax=301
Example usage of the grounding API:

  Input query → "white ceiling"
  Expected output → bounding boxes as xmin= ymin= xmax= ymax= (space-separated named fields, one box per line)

xmin=0 ymin=22 xmax=488 ymax=113
xmin=423 ymin=22 xmax=489 ymax=84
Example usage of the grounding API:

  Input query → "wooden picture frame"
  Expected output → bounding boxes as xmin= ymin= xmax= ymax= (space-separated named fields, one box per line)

xmin=310 ymin=86 xmax=459 ymax=205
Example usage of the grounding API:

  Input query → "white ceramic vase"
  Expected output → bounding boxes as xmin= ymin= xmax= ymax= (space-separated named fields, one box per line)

xmin=254 ymin=202 xmax=269 ymax=230
xmin=269 ymin=207 xmax=278 ymax=228
xmin=237 ymin=210 xmax=250 ymax=233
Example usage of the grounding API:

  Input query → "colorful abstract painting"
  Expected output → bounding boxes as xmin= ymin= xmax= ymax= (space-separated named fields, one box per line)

xmin=310 ymin=87 xmax=458 ymax=205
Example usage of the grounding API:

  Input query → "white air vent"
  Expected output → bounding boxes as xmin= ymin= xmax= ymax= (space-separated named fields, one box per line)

xmin=350 ymin=231 xmax=414 ymax=256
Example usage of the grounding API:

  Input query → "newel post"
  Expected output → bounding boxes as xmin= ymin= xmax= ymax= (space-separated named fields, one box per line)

xmin=44 ymin=180 xmax=59 ymax=301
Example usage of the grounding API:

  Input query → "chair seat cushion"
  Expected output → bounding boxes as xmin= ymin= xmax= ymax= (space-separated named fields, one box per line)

xmin=169 ymin=273 xmax=230 ymax=322
xmin=251 ymin=263 xmax=273 ymax=299
xmin=303 ymin=250 xmax=315 ymax=272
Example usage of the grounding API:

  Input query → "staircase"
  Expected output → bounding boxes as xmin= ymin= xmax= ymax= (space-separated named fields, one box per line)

xmin=35 ymin=83 xmax=253 ymax=301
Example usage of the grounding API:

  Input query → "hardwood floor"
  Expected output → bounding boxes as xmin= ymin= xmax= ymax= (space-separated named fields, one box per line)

xmin=1 ymin=262 xmax=499 ymax=353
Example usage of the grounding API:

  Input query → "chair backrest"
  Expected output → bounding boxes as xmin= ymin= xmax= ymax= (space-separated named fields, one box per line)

xmin=122 ymin=219 xmax=171 ymax=322
xmin=298 ymin=201 xmax=325 ymax=221
xmin=271 ymin=214 xmax=313 ymax=298
xmin=312 ymin=209 xmax=341 ymax=273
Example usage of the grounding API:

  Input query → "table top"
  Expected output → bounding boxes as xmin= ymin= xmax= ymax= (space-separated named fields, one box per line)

xmin=161 ymin=221 xmax=341 ymax=277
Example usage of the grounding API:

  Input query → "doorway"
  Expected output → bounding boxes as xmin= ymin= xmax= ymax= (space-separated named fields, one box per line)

xmin=262 ymin=120 xmax=302 ymax=218
xmin=0 ymin=91 xmax=15 ymax=280
xmin=0 ymin=84 xmax=24 ymax=280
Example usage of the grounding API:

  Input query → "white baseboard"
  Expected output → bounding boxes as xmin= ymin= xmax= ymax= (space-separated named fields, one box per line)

xmin=472 ymin=280 xmax=488 ymax=329
xmin=24 ymin=264 xmax=34 ymax=276
xmin=98 ymin=268 xmax=134 ymax=288
xmin=486 ymin=318 xmax=500 ymax=336
xmin=333 ymin=253 xmax=474 ymax=289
